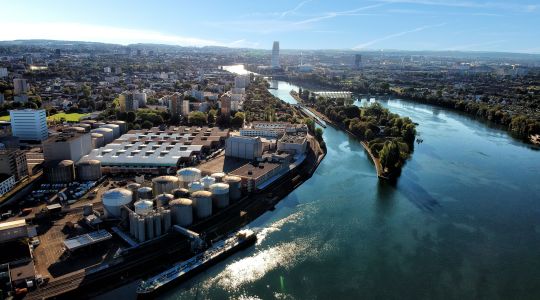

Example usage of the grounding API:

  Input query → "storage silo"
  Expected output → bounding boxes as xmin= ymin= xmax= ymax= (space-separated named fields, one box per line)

xmin=169 ymin=198 xmax=193 ymax=226
xmin=93 ymin=121 xmax=106 ymax=129
xmin=154 ymin=214 xmax=162 ymax=237
xmin=81 ymin=119 xmax=97 ymax=128
xmin=201 ymin=176 xmax=216 ymax=190
xmin=152 ymin=176 xmax=180 ymax=196
xmin=188 ymin=181 xmax=204 ymax=193
xmin=129 ymin=212 xmax=137 ymax=238
xmin=44 ymin=160 xmax=76 ymax=183
xmin=134 ymin=199 xmax=154 ymax=216
xmin=126 ymin=183 xmax=141 ymax=202
xmin=91 ymin=132 xmax=105 ymax=148
xmin=155 ymin=193 xmax=173 ymax=208
xmin=110 ymin=120 xmax=127 ymax=134
xmin=137 ymin=217 xmax=146 ymax=242
xmin=191 ymin=191 xmax=212 ymax=219
xmin=92 ymin=128 xmax=114 ymax=144
xmin=77 ymin=160 xmax=102 ymax=181
xmin=137 ymin=186 xmax=153 ymax=200
xmin=69 ymin=126 xmax=87 ymax=134
xmin=223 ymin=175 xmax=242 ymax=201
xmin=177 ymin=167 xmax=202 ymax=188
xmin=210 ymin=183 xmax=230 ymax=209
xmin=78 ymin=123 xmax=91 ymax=132
xmin=145 ymin=214 xmax=154 ymax=240
xmin=163 ymin=209 xmax=172 ymax=232
xmin=171 ymin=188 xmax=189 ymax=199
xmin=101 ymin=124 xmax=121 ymax=139
xmin=102 ymin=188 xmax=132 ymax=218
xmin=210 ymin=172 xmax=226 ymax=182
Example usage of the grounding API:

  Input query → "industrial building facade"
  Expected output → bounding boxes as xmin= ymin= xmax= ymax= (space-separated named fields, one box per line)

xmin=9 ymin=109 xmax=48 ymax=141
xmin=43 ymin=132 xmax=93 ymax=162
xmin=225 ymin=136 xmax=263 ymax=160
xmin=0 ymin=149 xmax=29 ymax=181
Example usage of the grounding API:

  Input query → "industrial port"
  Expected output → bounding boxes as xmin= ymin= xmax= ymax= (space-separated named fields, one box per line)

xmin=0 ymin=120 xmax=325 ymax=299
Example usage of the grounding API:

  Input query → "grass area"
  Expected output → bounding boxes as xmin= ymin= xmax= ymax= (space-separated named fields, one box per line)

xmin=0 ymin=112 xmax=89 ymax=122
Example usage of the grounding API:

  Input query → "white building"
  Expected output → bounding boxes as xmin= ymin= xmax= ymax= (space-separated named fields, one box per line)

xmin=13 ymin=78 xmax=28 ymax=96
xmin=271 ymin=41 xmax=280 ymax=68
xmin=225 ymin=135 xmax=263 ymax=160
xmin=133 ymin=91 xmax=147 ymax=107
xmin=0 ymin=67 xmax=7 ymax=78
xmin=104 ymin=66 xmax=111 ymax=73
xmin=118 ymin=91 xmax=138 ymax=112
xmin=0 ymin=174 xmax=15 ymax=196
xmin=9 ymin=109 xmax=48 ymax=141
xmin=234 ymin=75 xmax=249 ymax=89
xmin=240 ymin=121 xmax=291 ymax=139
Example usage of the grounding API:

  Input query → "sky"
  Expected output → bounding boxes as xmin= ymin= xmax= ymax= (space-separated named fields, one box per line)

xmin=0 ymin=0 xmax=539 ymax=53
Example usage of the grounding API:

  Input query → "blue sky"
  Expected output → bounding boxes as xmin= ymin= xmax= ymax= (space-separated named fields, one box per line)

xmin=1 ymin=0 xmax=539 ymax=53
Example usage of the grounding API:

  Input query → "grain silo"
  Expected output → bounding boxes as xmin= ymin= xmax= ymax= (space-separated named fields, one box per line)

xmin=126 ymin=183 xmax=141 ymax=202
xmin=134 ymin=200 xmax=154 ymax=216
xmin=188 ymin=181 xmax=204 ymax=193
xmin=162 ymin=209 xmax=172 ymax=232
xmin=223 ymin=175 xmax=242 ymax=201
xmin=145 ymin=214 xmax=154 ymax=240
xmin=77 ymin=123 xmax=91 ymax=132
xmin=211 ymin=172 xmax=226 ymax=182
xmin=177 ymin=167 xmax=201 ymax=188
xmin=137 ymin=217 xmax=146 ymax=242
xmin=169 ymin=198 xmax=193 ymax=226
xmin=76 ymin=160 xmax=102 ymax=181
xmin=155 ymin=193 xmax=173 ymax=208
xmin=110 ymin=120 xmax=127 ymax=134
xmin=102 ymin=188 xmax=132 ymax=218
xmin=171 ymin=188 xmax=190 ymax=199
xmin=92 ymin=128 xmax=114 ymax=144
xmin=191 ymin=191 xmax=212 ymax=219
xmin=201 ymin=176 xmax=216 ymax=189
xmin=100 ymin=124 xmax=121 ymax=139
xmin=209 ymin=183 xmax=230 ymax=209
xmin=91 ymin=132 xmax=105 ymax=148
xmin=44 ymin=160 xmax=76 ymax=183
xmin=154 ymin=213 xmax=162 ymax=237
xmin=152 ymin=176 xmax=180 ymax=196
xmin=137 ymin=186 xmax=153 ymax=200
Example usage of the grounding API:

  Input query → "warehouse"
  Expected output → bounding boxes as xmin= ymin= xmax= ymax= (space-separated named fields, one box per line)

xmin=225 ymin=135 xmax=263 ymax=160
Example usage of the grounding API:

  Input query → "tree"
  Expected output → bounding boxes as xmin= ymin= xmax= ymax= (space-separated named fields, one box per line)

xmin=141 ymin=120 xmax=153 ymax=129
xmin=401 ymin=123 xmax=416 ymax=145
xmin=315 ymin=128 xmax=324 ymax=142
xmin=188 ymin=111 xmax=207 ymax=126
xmin=126 ymin=111 xmax=136 ymax=123
xmin=379 ymin=140 xmax=401 ymax=171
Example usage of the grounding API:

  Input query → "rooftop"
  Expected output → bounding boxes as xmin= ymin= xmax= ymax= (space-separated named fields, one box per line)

xmin=230 ymin=161 xmax=282 ymax=180
xmin=63 ymin=230 xmax=112 ymax=252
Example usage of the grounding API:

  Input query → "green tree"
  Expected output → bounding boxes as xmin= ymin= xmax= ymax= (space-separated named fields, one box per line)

xmin=379 ymin=140 xmax=401 ymax=171
xmin=141 ymin=120 xmax=153 ymax=129
xmin=126 ymin=111 xmax=136 ymax=123
xmin=188 ymin=111 xmax=207 ymax=126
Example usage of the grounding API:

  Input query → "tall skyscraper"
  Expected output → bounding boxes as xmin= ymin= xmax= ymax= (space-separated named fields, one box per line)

xmin=9 ymin=109 xmax=48 ymax=141
xmin=271 ymin=41 xmax=280 ymax=69
xmin=118 ymin=91 xmax=138 ymax=112
xmin=13 ymin=78 xmax=28 ymax=96
xmin=354 ymin=54 xmax=362 ymax=69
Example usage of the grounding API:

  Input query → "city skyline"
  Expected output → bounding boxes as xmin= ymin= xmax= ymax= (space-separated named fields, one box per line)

xmin=0 ymin=0 xmax=539 ymax=53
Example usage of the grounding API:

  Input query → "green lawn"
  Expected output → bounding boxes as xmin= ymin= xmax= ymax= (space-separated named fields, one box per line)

xmin=0 ymin=113 xmax=89 ymax=122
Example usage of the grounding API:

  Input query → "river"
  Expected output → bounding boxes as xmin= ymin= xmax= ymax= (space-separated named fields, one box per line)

xmin=99 ymin=65 xmax=540 ymax=299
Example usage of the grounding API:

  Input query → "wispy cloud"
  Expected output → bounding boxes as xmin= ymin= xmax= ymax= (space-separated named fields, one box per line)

xmin=374 ymin=0 xmax=538 ymax=13
xmin=353 ymin=22 xmax=446 ymax=49
xmin=280 ymin=0 xmax=312 ymax=18
xmin=294 ymin=3 xmax=387 ymax=25
xmin=0 ymin=22 xmax=254 ymax=48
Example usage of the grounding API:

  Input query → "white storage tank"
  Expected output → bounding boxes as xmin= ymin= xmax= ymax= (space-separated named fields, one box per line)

xmin=137 ymin=186 xmax=153 ymax=199
xmin=100 ymin=124 xmax=121 ymax=139
xmin=171 ymin=188 xmax=189 ymax=199
xmin=91 ymin=132 xmax=105 ymax=148
xmin=78 ymin=123 xmax=91 ymax=132
xmin=152 ymin=176 xmax=180 ymax=196
xmin=134 ymin=199 xmax=154 ymax=216
xmin=223 ymin=175 xmax=242 ymax=201
xmin=110 ymin=120 xmax=127 ymax=134
xmin=177 ymin=167 xmax=202 ymax=187
xmin=92 ymin=128 xmax=114 ymax=144
xmin=200 ymin=176 xmax=216 ymax=189
xmin=169 ymin=198 xmax=193 ymax=226
xmin=188 ymin=181 xmax=204 ymax=193
xmin=211 ymin=172 xmax=226 ymax=182
xmin=191 ymin=191 xmax=212 ymax=219
xmin=155 ymin=193 xmax=173 ymax=207
xmin=210 ymin=183 xmax=230 ymax=209
xmin=102 ymin=188 xmax=132 ymax=218
xmin=77 ymin=160 xmax=102 ymax=181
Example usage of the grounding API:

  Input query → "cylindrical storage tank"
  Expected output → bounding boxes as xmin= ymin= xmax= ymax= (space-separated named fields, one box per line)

xmin=169 ymin=198 xmax=193 ymax=226
xmin=81 ymin=119 xmax=97 ymax=127
xmin=91 ymin=132 xmax=105 ymax=148
xmin=188 ymin=181 xmax=204 ymax=193
xmin=126 ymin=183 xmax=141 ymax=202
xmin=223 ymin=175 xmax=242 ymax=201
xmin=76 ymin=160 xmax=102 ymax=181
xmin=110 ymin=120 xmax=127 ymax=134
xmin=200 ymin=176 xmax=216 ymax=189
xmin=155 ymin=193 xmax=173 ymax=208
xmin=152 ymin=176 xmax=180 ymax=196
xmin=171 ymin=188 xmax=189 ymax=199
xmin=191 ymin=191 xmax=212 ymax=219
xmin=44 ymin=160 xmax=75 ymax=183
xmin=137 ymin=186 xmax=153 ymax=200
xmin=68 ymin=126 xmax=86 ymax=133
xmin=101 ymin=124 xmax=121 ymax=139
xmin=137 ymin=217 xmax=146 ymax=242
xmin=83 ymin=204 xmax=93 ymax=216
xmin=176 ymin=167 xmax=201 ymax=188
xmin=134 ymin=199 xmax=153 ymax=216
xmin=92 ymin=128 xmax=114 ymax=144
xmin=145 ymin=215 xmax=154 ymax=240
xmin=129 ymin=212 xmax=136 ymax=238
xmin=210 ymin=172 xmax=226 ymax=183
xmin=78 ymin=123 xmax=91 ymax=132
xmin=209 ymin=183 xmax=230 ymax=209
xmin=163 ymin=209 xmax=172 ymax=232
xmin=102 ymin=188 xmax=132 ymax=218
xmin=154 ymin=214 xmax=162 ymax=237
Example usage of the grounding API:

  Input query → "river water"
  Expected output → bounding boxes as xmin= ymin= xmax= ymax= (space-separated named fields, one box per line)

xmin=100 ymin=65 xmax=540 ymax=299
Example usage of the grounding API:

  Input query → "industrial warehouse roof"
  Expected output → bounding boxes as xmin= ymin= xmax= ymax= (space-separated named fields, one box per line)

xmin=63 ymin=230 xmax=112 ymax=251
xmin=0 ymin=219 xmax=26 ymax=231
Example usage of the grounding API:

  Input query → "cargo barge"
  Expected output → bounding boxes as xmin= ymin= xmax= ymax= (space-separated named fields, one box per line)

xmin=136 ymin=229 xmax=257 ymax=297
